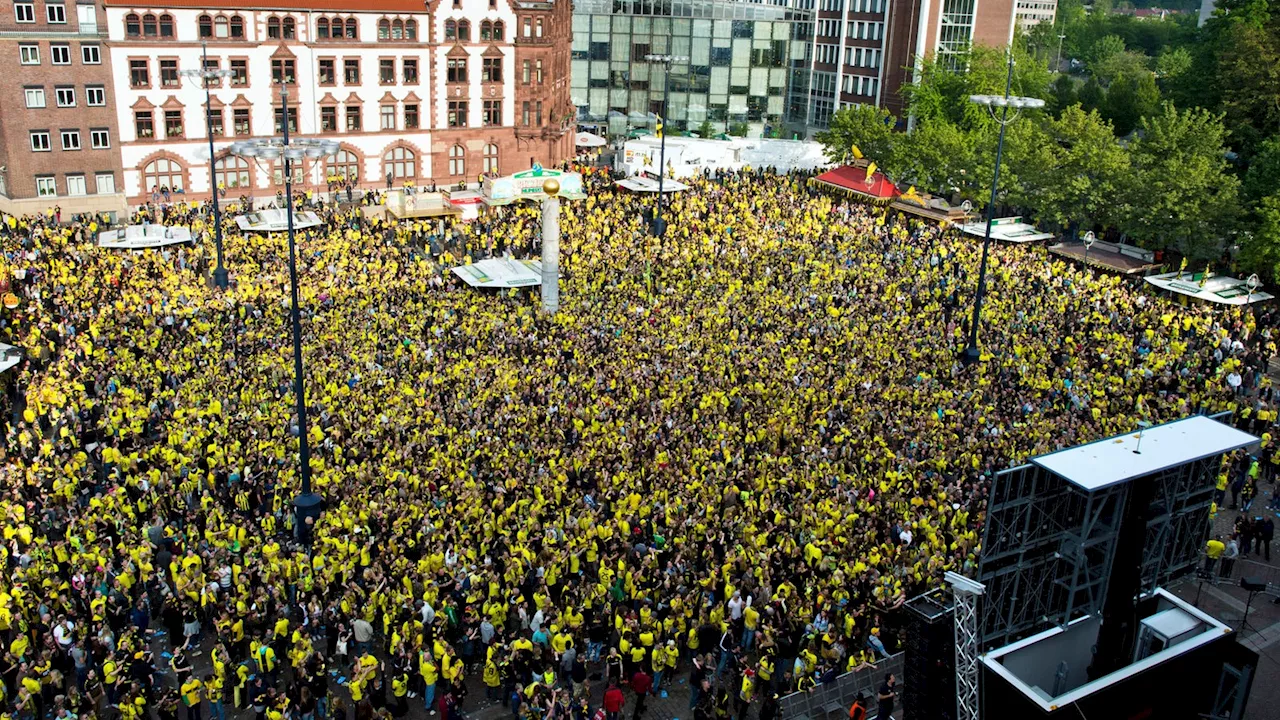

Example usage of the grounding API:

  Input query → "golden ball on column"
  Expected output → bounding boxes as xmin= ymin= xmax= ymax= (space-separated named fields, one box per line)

xmin=542 ymin=178 xmax=560 ymax=197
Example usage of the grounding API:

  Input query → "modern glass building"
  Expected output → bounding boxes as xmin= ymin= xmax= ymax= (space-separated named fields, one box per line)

xmin=571 ymin=0 xmax=814 ymax=139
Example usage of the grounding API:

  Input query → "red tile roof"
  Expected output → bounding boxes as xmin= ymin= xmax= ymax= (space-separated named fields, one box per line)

xmin=815 ymin=165 xmax=899 ymax=199
xmin=105 ymin=0 xmax=428 ymax=11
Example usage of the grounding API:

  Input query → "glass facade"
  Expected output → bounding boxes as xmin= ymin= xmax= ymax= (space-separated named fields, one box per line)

xmin=937 ymin=0 xmax=977 ymax=67
xmin=571 ymin=0 xmax=813 ymax=138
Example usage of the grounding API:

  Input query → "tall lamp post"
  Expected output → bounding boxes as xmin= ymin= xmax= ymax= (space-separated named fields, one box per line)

xmin=1055 ymin=33 xmax=1067 ymax=73
xmin=229 ymin=86 xmax=340 ymax=532
xmin=961 ymin=54 xmax=1044 ymax=366
xmin=180 ymin=42 xmax=235 ymax=289
xmin=643 ymin=54 xmax=687 ymax=239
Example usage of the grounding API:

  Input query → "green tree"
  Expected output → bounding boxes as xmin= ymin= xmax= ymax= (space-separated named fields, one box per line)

xmin=1093 ymin=50 xmax=1152 ymax=84
xmin=1210 ymin=13 xmax=1280 ymax=157
xmin=1154 ymin=46 xmax=1192 ymax=80
xmin=1088 ymin=34 xmax=1127 ymax=73
xmin=1243 ymin=137 xmax=1280 ymax=205
xmin=903 ymin=45 xmax=1050 ymax=131
xmin=1242 ymin=193 xmax=1280 ymax=280
xmin=896 ymin=120 xmax=982 ymax=199
xmin=1048 ymin=74 xmax=1079 ymax=116
xmin=1018 ymin=105 xmax=1130 ymax=234
xmin=814 ymin=105 xmax=899 ymax=172
xmin=696 ymin=119 xmax=714 ymax=138
xmin=1118 ymin=103 xmax=1240 ymax=259
xmin=1078 ymin=76 xmax=1106 ymax=112
xmin=1103 ymin=71 xmax=1160 ymax=136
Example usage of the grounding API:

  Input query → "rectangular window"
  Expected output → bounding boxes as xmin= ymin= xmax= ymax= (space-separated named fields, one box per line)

xmin=536 ymin=59 xmax=543 ymax=84
xmin=231 ymin=59 xmax=248 ymax=86
xmin=379 ymin=58 xmax=395 ymax=84
xmin=483 ymin=99 xmax=501 ymax=126
xmin=208 ymin=109 xmax=224 ymax=137
xmin=55 ymin=87 xmax=75 ymax=107
xmin=483 ymin=57 xmax=502 ymax=83
xmin=320 ymin=106 xmax=337 ymax=132
xmin=15 ymin=3 xmax=34 ymax=22
xmin=521 ymin=101 xmax=529 ymax=125
xmin=76 ymin=4 xmax=95 ymax=31
xmin=30 ymin=131 xmax=51 ymax=152
xmin=404 ymin=104 xmax=418 ymax=129
xmin=447 ymin=59 xmax=466 ymax=83
xmin=319 ymin=58 xmax=335 ymax=85
xmin=380 ymin=104 xmax=395 ymax=130
xmin=403 ymin=58 xmax=418 ymax=84
xmin=82 ymin=45 xmax=101 ymax=64
xmin=202 ymin=57 xmax=223 ymax=87
xmin=343 ymin=58 xmax=360 ymax=84
xmin=130 ymin=59 xmax=150 ymax=88
xmin=233 ymin=108 xmax=251 ymax=135
xmin=164 ymin=110 xmax=183 ymax=138
xmin=86 ymin=86 xmax=105 ymax=106
xmin=522 ymin=60 xmax=531 ymax=84
xmin=19 ymin=44 xmax=39 ymax=64
xmin=24 ymin=88 xmax=45 ymax=108
xmin=535 ymin=101 xmax=542 ymax=125
xmin=50 ymin=45 xmax=70 ymax=65
xmin=66 ymin=175 xmax=86 ymax=196
xmin=161 ymin=59 xmax=179 ymax=88
xmin=271 ymin=59 xmax=295 ymax=85
xmin=60 ymin=130 xmax=80 ymax=150
xmin=134 ymin=111 xmax=153 ymax=138
xmin=96 ymin=173 xmax=115 ymax=194
xmin=36 ymin=177 xmax=56 ymax=197
xmin=448 ymin=101 xmax=467 ymax=127
xmin=345 ymin=106 xmax=361 ymax=130
xmin=46 ymin=3 xmax=65 ymax=22
xmin=275 ymin=106 xmax=298 ymax=133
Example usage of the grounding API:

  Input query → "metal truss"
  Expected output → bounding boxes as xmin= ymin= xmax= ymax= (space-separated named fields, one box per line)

xmin=1140 ymin=455 xmax=1219 ymax=591
xmin=946 ymin=572 xmax=984 ymax=720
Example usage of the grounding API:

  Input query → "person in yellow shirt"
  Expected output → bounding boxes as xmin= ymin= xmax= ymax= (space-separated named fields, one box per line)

xmin=180 ymin=676 xmax=203 ymax=720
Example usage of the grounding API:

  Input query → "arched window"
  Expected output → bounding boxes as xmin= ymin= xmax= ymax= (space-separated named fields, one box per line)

xmin=445 ymin=20 xmax=456 ymax=40
xmin=480 ymin=20 xmax=492 ymax=40
xmin=159 ymin=14 xmax=174 ymax=37
xmin=230 ymin=15 xmax=244 ymax=38
xmin=405 ymin=20 xmax=417 ymax=39
xmin=125 ymin=13 xmax=140 ymax=37
xmin=493 ymin=20 xmax=504 ymax=40
xmin=378 ymin=19 xmax=390 ymax=40
xmin=271 ymin=159 xmax=305 ymax=186
xmin=316 ymin=17 xmax=330 ymax=38
xmin=267 ymin=16 xmax=281 ymax=39
xmin=483 ymin=143 xmax=499 ymax=174
xmin=448 ymin=145 xmax=465 ymax=176
xmin=214 ymin=16 xmax=229 ymax=37
xmin=384 ymin=146 xmax=417 ymax=180
xmin=283 ymin=17 xmax=296 ymax=39
xmin=143 ymin=157 xmax=186 ymax=192
xmin=535 ymin=18 xmax=543 ymax=37
xmin=327 ymin=149 xmax=360 ymax=180
xmin=213 ymin=155 xmax=251 ymax=190
xmin=392 ymin=19 xmax=403 ymax=40
xmin=142 ymin=14 xmax=158 ymax=36
xmin=458 ymin=20 xmax=470 ymax=41
xmin=345 ymin=18 xmax=357 ymax=38
xmin=199 ymin=15 xmax=212 ymax=38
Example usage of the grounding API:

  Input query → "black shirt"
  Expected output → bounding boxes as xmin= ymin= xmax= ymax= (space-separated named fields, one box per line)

xmin=877 ymin=683 xmax=895 ymax=718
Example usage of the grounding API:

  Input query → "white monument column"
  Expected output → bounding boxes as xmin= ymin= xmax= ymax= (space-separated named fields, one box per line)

xmin=540 ymin=178 xmax=561 ymax=314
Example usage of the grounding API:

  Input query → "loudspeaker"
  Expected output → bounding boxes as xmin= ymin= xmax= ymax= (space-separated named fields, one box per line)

xmin=903 ymin=593 xmax=956 ymax=720
xmin=1240 ymin=577 xmax=1267 ymax=592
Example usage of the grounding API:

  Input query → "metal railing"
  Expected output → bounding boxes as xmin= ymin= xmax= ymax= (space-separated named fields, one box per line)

xmin=779 ymin=652 xmax=904 ymax=720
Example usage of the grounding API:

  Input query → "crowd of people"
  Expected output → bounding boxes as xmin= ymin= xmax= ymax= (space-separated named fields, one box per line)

xmin=0 ymin=165 xmax=1275 ymax=720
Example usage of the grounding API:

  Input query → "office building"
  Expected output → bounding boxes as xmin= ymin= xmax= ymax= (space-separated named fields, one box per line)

xmin=0 ymin=0 xmax=126 ymax=216
xmin=571 ymin=0 xmax=815 ymax=139
xmin=1015 ymin=0 xmax=1057 ymax=30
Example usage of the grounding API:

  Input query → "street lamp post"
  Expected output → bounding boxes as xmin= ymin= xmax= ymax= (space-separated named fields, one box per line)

xmin=1056 ymin=33 xmax=1067 ymax=73
xmin=229 ymin=86 xmax=340 ymax=534
xmin=962 ymin=54 xmax=1044 ymax=366
xmin=180 ymin=42 xmax=235 ymax=289
xmin=644 ymin=54 xmax=687 ymax=239
xmin=1082 ymin=230 xmax=1097 ymax=267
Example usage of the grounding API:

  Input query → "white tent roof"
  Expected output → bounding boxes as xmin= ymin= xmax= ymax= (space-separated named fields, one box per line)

xmin=615 ymin=177 xmax=690 ymax=193
xmin=98 ymin=225 xmax=193 ymax=249
xmin=1143 ymin=271 xmax=1274 ymax=306
xmin=451 ymin=257 xmax=544 ymax=288
xmin=959 ymin=217 xmax=1054 ymax=244
xmin=235 ymin=209 xmax=323 ymax=232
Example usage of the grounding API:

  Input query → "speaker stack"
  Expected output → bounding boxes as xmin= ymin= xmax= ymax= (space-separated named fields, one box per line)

xmin=903 ymin=591 xmax=957 ymax=720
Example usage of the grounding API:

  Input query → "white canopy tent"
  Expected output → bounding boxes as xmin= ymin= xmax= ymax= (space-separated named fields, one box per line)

xmin=615 ymin=177 xmax=691 ymax=193
xmin=98 ymin=225 xmax=193 ymax=249
xmin=235 ymin=209 xmax=323 ymax=232
xmin=575 ymin=132 xmax=608 ymax=148
xmin=1143 ymin=271 xmax=1274 ymax=306
xmin=0 ymin=342 xmax=21 ymax=374
xmin=959 ymin=217 xmax=1055 ymax=244
xmin=451 ymin=257 xmax=544 ymax=289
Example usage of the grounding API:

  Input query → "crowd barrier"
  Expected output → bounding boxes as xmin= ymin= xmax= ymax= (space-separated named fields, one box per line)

xmin=1194 ymin=555 xmax=1280 ymax=600
xmin=778 ymin=652 xmax=904 ymax=720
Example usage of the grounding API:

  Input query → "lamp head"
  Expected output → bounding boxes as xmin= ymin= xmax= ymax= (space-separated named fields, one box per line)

xmin=542 ymin=178 xmax=560 ymax=197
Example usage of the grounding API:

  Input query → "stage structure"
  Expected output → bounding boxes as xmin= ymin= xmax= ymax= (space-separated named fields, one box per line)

xmin=970 ymin=414 xmax=1260 ymax=719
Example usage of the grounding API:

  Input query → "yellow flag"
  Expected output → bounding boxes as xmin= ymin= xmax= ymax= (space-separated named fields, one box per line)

xmin=850 ymin=144 xmax=863 ymax=160
xmin=655 ymin=116 xmax=663 ymax=139
xmin=864 ymin=162 xmax=878 ymax=184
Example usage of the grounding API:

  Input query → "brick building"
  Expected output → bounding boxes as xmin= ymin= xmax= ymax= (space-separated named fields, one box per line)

xmin=100 ymin=0 xmax=573 ymax=204
xmin=0 ymin=0 xmax=127 ymax=216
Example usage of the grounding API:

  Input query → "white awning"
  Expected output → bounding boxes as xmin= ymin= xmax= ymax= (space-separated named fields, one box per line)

xmin=98 ymin=225 xmax=193 ymax=249
xmin=235 ymin=209 xmax=323 ymax=232
xmin=959 ymin=217 xmax=1054 ymax=244
xmin=575 ymin=132 xmax=608 ymax=148
xmin=1143 ymin=271 xmax=1274 ymax=306
xmin=615 ymin=177 xmax=690 ymax=193
xmin=0 ymin=342 xmax=20 ymax=374
xmin=451 ymin=257 xmax=544 ymax=288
